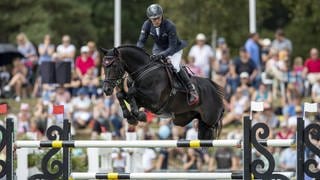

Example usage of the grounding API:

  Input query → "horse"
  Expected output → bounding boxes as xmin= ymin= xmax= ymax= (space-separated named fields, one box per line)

xmin=101 ymin=45 xmax=224 ymax=140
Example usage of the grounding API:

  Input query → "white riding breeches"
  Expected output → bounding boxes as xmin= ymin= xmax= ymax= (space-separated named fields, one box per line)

xmin=168 ymin=50 xmax=183 ymax=72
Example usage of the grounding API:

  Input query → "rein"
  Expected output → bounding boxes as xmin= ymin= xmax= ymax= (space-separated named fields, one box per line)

xmin=131 ymin=62 xmax=163 ymax=82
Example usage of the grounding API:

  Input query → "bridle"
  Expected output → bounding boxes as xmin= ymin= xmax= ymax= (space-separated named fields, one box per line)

xmin=103 ymin=55 xmax=126 ymax=88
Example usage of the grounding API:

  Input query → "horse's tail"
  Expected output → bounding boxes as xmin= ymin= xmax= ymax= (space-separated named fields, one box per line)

xmin=208 ymin=79 xmax=225 ymax=139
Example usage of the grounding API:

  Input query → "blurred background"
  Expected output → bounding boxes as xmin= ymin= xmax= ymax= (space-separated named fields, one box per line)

xmin=0 ymin=0 xmax=320 ymax=177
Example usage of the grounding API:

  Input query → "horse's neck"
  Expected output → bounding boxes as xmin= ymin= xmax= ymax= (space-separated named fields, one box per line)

xmin=119 ymin=47 xmax=150 ymax=74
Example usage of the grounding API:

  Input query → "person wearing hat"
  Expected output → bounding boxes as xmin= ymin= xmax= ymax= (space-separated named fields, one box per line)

xmin=75 ymin=45 xmax=95 ymax=79
xmin=188 ymin=33 xmax=215 ymax=78
xmin=137 ymin=4 xmax=199 ymax=105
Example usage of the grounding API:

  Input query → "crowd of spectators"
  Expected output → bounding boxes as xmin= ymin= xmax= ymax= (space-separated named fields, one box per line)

xmin=0 ymin=29 xmax=320 ymax=174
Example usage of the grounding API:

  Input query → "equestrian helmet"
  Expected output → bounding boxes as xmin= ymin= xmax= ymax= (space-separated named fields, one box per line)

xmin=146 ymin=4 xmax=163 ymax=19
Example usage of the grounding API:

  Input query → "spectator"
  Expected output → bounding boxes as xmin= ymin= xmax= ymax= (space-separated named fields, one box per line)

xmin=72 ymin=88 xmax=92 ymax=128
xmin=55 ymin=86 xmax=71 ymax=105
xmin=183 ymin=148 xmax=200 ymax=171
xmin=16 ymin=32 xmax=38 ymax=68
xmin=82 ymin=68 xmax=99 ymax=98
xmin=311 ymin=78 xmax=320 ymax=103
xmin=237 ymin=72 xmax=253 ymax=99
xmin=109 ymin=102 xmax=123 ymax=138
xmin=186 ymin=119 xmax=198 ymax=140
xmin=255 ymin=103 xmax=279 ymax=129
xmin=281 ymin=83 xmax=301 ymax=120
xmin=222 ymin=88 xmax=250 ymax=126
xmin=0 ymin=66 xmax=10 ymax=94
xmin=185 ymin=58 xmax=204 ymax=77
xmin=287 ymin=105 xmax=303 ymax=130
xmin=271 ymin=29 xmax=292 ymax=54
xmin=265 ymin=49 xmax=286 ymax=96
xmin=213 ymin=49 xmax=231 ymax=88
xmin=156 ymin=147 xmax=169 ymax=171
xmin=233 ymin=47 xmax=258 ymax=88
xmin=56 ymin=35 xmax=76 ymax=63
xmin=38 ymin=34 xmax=55 ymax=64
xmin=279 ymin=146 xmax=296 ymax=171
xmin=92 ymin=98 xmax=111 ymax=139
xmin=87 ymin=41 xmax=101 ymax=69
xmin=252 ymin=83 xmax=272 ymax=104
xmin=17 ymin=103 xmax=31 ymax=134
xmin=142 ymin=133 xmax=157 ymax=172
xmin=210 ymin=147 xmax=238 ymax=171
xmin=215 ymin=49 xmax=231 ymax=76
xmin=276 ymin=121 xmax=295 ymax=139
xmin=292 ymin=56 xmax=304 ymax=94
xmin=226 ymin=62 xmax=239 ymax=99
xmin=64 ymin=71 xmax=82 ymax=96
xmin=215 ymin=37 xmax=228 ymax=62
xmin=188 ymin=33 xmax=215 ymax=78
xmin=4 ymin=58 xmax=28 ymax=101
xmin=111 ymin=148 xmax=126 ymax=172
xmin=75 ymin=46 xmax=95 ymax=78
xmin=33 ymin=35 xmax=55 ymax=98
xmin=245 ymin=32 xmax=261 ymax=69
xmin=302 ymin=48 xmax=320 ymax=85
xmin=260 ymin=39 xmax=271 ymax=72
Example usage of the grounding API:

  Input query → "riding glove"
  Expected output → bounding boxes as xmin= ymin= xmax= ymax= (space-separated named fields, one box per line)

xmin=150 ymin=54 xmax=164 ymax=61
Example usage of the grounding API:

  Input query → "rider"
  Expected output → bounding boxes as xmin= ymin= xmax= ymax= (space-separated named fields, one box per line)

xmin=137 ymin=4 xmax=199 ymax=105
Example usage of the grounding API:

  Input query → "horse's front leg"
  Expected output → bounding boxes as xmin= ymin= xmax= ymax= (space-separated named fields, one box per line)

xmin=116 ymin=91 xmax=138 ymax=125
xmin=127 ymin=87 xmax=146 ymax=122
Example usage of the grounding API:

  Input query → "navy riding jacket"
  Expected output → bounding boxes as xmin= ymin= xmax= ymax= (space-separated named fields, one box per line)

xmin=137 ymin=19 xmax=187 ymax=57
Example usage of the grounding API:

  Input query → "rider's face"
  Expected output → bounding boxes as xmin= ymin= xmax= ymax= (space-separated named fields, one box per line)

xmin=150 ymin=16 xmax=162 ymax=27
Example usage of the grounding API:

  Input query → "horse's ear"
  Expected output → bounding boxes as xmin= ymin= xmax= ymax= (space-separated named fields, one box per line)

xmin=99 ymin=47 xmax=109 ymax=55
xmin=113 ymin=48 xmax=119 ymax=56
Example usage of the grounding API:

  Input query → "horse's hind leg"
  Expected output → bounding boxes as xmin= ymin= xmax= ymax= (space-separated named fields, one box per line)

xmin=198 ymin=107 xmax=224 ymax=140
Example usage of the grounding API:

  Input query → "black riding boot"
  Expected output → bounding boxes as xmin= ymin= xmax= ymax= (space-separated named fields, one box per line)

xmin=178 ymin=69 xmax=199 ymax=105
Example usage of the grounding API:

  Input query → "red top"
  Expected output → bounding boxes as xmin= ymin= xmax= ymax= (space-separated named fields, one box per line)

xmin=304 ymin=58 xmax=320 ymax=73
xmin=75 ymin=56 xmax=95 ymax=75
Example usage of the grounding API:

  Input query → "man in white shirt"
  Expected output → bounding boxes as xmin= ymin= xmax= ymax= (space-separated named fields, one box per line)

xmin=56 ymin=35 xmax=76 ymax=63
xmin=188 ymin=33 xmax=215 ymax=78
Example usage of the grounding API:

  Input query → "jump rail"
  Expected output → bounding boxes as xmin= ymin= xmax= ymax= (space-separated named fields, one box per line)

xmin=15 ymin=139 xmax=295 ymax=148
xmin=0 ymin=116 xmax=319 ymax=180
xmin=69 ymin=172 xmax=295 ymax=179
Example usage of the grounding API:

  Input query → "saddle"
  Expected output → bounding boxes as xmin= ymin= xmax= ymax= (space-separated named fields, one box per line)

xmin=160 ymin=58 xmax=190 ymax=93
xmin=130 ymin=58 xmax=192 ymax=114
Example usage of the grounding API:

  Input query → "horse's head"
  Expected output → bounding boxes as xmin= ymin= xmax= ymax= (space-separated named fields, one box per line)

xmin=100 ymin=47 xmax=125 ymax=96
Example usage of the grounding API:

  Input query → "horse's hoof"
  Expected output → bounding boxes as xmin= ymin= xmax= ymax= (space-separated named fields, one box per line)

xmin=127 ymin=116 xmax=138 ymax=125
xmin=137 ymin=111 xmax=147 ymax=122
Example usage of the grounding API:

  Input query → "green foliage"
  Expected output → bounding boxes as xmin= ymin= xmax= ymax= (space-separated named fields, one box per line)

xmin=0 ymin=0 xmax=319 ymax=59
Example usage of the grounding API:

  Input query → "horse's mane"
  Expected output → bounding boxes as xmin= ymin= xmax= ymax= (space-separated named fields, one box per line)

xmin=117 ymin=45 xmax=150 ymax=56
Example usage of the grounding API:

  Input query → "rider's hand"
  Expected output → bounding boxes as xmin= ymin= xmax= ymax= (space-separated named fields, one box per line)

xmin=150 ymin=54 xmax=164 ymax=61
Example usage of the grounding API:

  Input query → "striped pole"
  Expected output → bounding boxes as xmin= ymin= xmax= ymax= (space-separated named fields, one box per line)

xmin=15 ymin=139 xmax=295 ymax=149
xmin=69 ymin=172 xmax=295 ymax=179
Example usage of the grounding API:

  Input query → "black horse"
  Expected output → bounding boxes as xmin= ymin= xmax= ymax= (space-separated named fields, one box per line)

xmin=101 ymin=45 xmax=224 ymax=140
